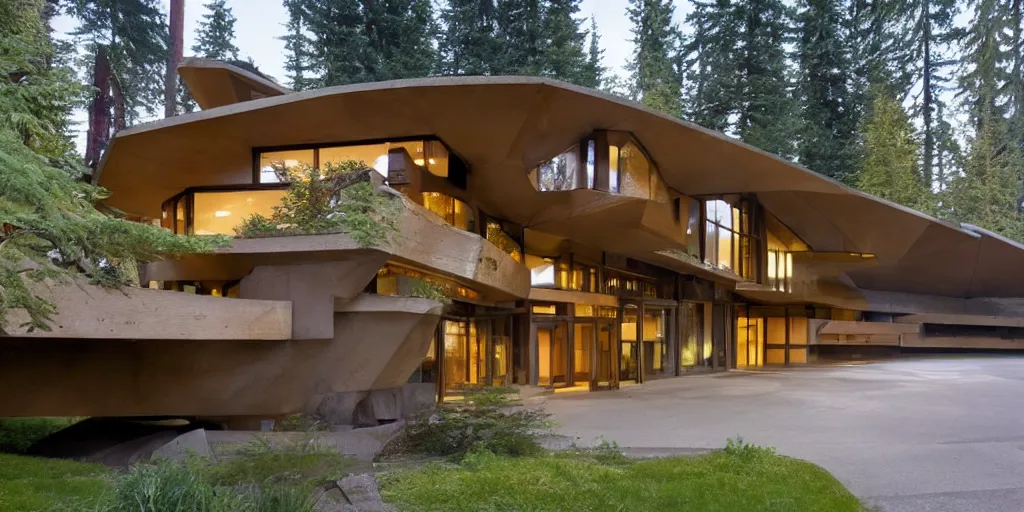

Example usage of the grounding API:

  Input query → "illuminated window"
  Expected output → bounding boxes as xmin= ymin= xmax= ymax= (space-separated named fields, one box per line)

xmin=673 ymin=196 xmax=701 ymax=257
xmin=422 ymin=192 xmax=475 ymax=232
xmin=532 ymin=304 xmax=557 ymax=315
xmin=486 ymin=222 xmax=522 ymax=262
xmin=574 ymin=304 xmax=595 ymax=317
xmin=259 ymin=149 xmax=313 ymax=183
xmin=533 ymin=145 xmax=579 ymax=191
xmin=376 ymin=265 xmax=481 ymax=302
xmin=765 ymin=213 xmax=806 ymax=292
xmin=615 ymin=142 xmax=651 ymax=199
xmin=704 ymin=198 xmax=759 ymax=280
xmin=258 ymin=139 xmax=452 ymax=183
xmin=191 ymin=190 xmax=286 ymax=235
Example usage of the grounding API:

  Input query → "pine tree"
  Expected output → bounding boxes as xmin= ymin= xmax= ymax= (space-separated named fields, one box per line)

xmin=581 ymin=16 xmax=605 ymax=89
xmin=493 ymin=0 xmax=543 ymax=74
xmin=945 ymin=114 xmax=1024 ymax=239
xmin=67 ymin=0 xmax=168 ymax=166
xmin=683 ymin=0 xmax=742 ymax=132
xmin=539 ymin=0 xmax=590 ymax=85
xmin=363 ymin=0 xmax=439 ymax=80
xmin=282 ymin=0 xmax=314 ymax=90
xmin=899 ymin=0 xmax=958 ymax=187
xmin=439 ymin=0 xmax=500 ymax=75
xmin=958 ymin=0 xmax=1011 ymax=132
xmin=193 ymin=0 xmax=240 ymax=61
xmin=627 ymin=0 xmax=682 ymax=116
xmin=858 ymin=89 xmax=935 ymax=214
xmin=735 ymin=0 xmax=800 ymax=159
xmin=1 ymin=0 xmax=223 ymax=333
xmin=795 ymin=0 xmax=860 ymax=185
xmin=306 ymin=0 xmax=370 ymax=86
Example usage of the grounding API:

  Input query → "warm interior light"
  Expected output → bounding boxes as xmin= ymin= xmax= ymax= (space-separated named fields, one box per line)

xmin=429 ymin=158 xmax=436 ymax=165
xmin=414 ymin=158 xmax=425 ymax=166
xmin=214 ymin=210 xmax=231 ymax=217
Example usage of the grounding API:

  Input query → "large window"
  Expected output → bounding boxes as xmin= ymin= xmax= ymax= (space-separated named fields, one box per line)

xmin=191 ymin=190 xmax=286 ymax=235
xmin=422 ymin=192 xmax=475 ymax=232
xmin=674 ymin=196 xmax=701 ymax=257
xmin=703 ymin=198 xmax=760 ymax=280
xmin=530 ymin=145 xmax=580 ymax=191
xmin=525 ymin=253 xmax=600 ymax=292
xmin=486 ymin=222 xmax=523 ymax=263
xmin=765 ymin=213 xmax=806 ymax=293
xmin=528 ymin=131 xmax=669 ymax=202
xmin=257 ymin=138 xmax=453 ymax=183
xmin=375 ymin=264 xmax=481 ymax=302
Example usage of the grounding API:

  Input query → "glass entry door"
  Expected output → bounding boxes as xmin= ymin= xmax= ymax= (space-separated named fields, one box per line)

xmin=572 ymin=323 xmax=593 ymax=386
xmin=536 ymin=322 xmax=569 ymax=387
xmin=620 ymin=304 xmax=641 ymax=384
xmin=592 ymin=319 xmax=619 ymax=390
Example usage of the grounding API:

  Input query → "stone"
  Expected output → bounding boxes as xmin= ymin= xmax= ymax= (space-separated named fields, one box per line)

xmin=317 ymin=391 xmax=367 ymax=425
xmin=338 ymin=473 xmax=386 ymax=512
xmin=151 ymin=428 xmax=213 ymax=461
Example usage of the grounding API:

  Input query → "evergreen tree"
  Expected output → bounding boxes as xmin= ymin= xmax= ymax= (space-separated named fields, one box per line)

xmin=493 ymin=0 xmax=543 ymax=74
xmin=858 ymin=89 xmax=934 ymax=213
xmin=900 ymin=0 xmax=958 ymax=187
xmin=582 ymin=16 xmax=605 ymax=89
xmin=306 ymin=0 xmax=371 ymax=86
xmin=282 ymin=0 xmax=315 ymax=90
xmin=627 ymin=0 xmax=682 ymax=115
xmin=683 ymin=0 xmax=742 ymax=132
xmin=363 ymin=0 xmax=439 ymax=80
xmin=439 ymin=0 xmax=500 ymax=75
xmin=945 ymin=113 xmax=1024 ymax=239
xmin=735 ymin=0 xmax=800 ymax=159
xmin=193 ymin=0 xmax=240 ymax=61
xmin=957 ymin=0 xmax=1011 ymax=132
xmin=539 ymin=0 xmax=590 ymax=85
xmin=1 ymin=0 xmax=222 ymax=333
xmin=795 ymin=0 xmax=860 ymax=185
xmin=66 ymin=0 xmax=168 ymax=166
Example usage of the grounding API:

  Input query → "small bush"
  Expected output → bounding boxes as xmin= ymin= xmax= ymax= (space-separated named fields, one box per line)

xmin=401 ymin=386 xmax=553 ymax=458
xmin=723 ymin=436 xmax=777 ymax=460
xmin=234 ymin=161 xmax=401 ymax=247
xmin=410 ymin=279 xmax=452 ymax=304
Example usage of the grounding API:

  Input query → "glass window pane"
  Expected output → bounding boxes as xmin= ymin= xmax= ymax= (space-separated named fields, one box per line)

xmin=537 ymin=145 xmax=578 ymax=191
xmin=192 ymin=190 xmax=286 ymax=236
xmin=609 ymin=145 xmax=620 ymax=192
xmin=619 ymin=142 xmax=650 ymax=198
xmin=422 ymin=192 xmax=453 ymax=223
xmin=453 ymin=198 xmax=475 ymax=231
xmin=486 ymin=222 xmax=522 ymax=262
xmin=423 ymin=140 xmax=448 ymax=177
xmin=259 ymin=149 xmax=314 ymax=183
xmin=718 ymin=228 xmax=733 ymax=270
xmin=586 ymin=139 xmax=596 ymax=188
xmin=320 ymin=143 xmax=388 ymax=175
xmin=525 ymin=254 xmax=555 ymax=287
xmin=704 ymin=222 xmax=717 ymax=264
xmin=175 ymin=197 xmax=186 ymax=234
xmin=574 ymin=304 xmax=595 ymax=317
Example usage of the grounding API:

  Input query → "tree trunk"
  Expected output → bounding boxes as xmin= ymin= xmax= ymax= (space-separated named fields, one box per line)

xmin=111 ymin=72 xmax=126 ymax=131
xmin=921 ymin=0 xmax=933 ymax=190
xmin=165 ymin=0 xmax=185 ymax=118
xmin=85 ymin=46 xmax=112 ymax=171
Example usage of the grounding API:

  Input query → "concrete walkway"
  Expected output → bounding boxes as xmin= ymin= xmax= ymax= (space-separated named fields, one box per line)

xmin=543 ymin=357 xmax=1024 ymax=512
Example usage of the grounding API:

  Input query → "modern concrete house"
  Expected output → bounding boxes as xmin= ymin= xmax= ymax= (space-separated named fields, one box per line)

xmin=5 ymin=59 xmax=1024 ymax=424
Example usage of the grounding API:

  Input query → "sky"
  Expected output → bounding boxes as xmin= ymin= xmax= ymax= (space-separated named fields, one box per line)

xmin=52 ymin=0 xmax=690 ymax=88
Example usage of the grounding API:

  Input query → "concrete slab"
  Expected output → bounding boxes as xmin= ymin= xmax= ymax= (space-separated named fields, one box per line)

xmin=151 ymin=428 xmax=213 ymax=460
xmin=543 ymin=357 xmax=1024 ymax=511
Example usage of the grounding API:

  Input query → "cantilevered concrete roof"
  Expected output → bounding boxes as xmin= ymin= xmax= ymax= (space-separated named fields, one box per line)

xmin=177 ymin=57 xmax=290 ymax=110
xmin=94 ymin=75 xmax=1024 ymax=299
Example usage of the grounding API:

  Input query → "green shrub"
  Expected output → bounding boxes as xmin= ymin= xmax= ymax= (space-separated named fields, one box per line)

xmin=723 ymin=436 xmax=777 ymax=460
xmin=401 ymin=386 xmax=553 ymax=458
xmin=234 ymin=161 xmax=400 ymax=247
xmin=0 ymin=417 xmax=76 ymax=453
xmin=410 ymin=279 xmax=452 ymax=304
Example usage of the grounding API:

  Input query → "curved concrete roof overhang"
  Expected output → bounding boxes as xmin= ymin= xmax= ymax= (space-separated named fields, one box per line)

xmin=95 ymin=75 xmax=1024 ymax=298
xmin=177 ymin=57 xmax=291 ymax=110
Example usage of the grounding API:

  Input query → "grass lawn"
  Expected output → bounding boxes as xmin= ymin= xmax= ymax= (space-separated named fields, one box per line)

xmin=0 ymin=453 xmax=112 ymax=512
xmin=379 ymin=448 xmax=868 ymax=512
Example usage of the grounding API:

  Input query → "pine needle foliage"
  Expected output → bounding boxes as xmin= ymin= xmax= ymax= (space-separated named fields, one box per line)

xmin=234 ymin=161 xmax=401 ymax=248
xmin=0 ymin=0 xmax=226 ymax=335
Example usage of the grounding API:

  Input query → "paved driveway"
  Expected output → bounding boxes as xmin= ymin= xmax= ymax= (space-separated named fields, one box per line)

xmin=543 ymin=357 xmax=1024 ymax=512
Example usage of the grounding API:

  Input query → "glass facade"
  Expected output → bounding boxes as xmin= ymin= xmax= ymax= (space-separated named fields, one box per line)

xmin=486 ymin=222 xmax=523 ymax=263
xmin=422 ymin=192 xmax=475 ymax=232
xmin=704 ymin=198 xmax=760 ymax=280
xmin=257 ymin=139 xmax=450 ymax=183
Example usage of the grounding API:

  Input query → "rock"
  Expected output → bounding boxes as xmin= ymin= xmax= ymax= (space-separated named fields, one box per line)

xmin=151 ymin=428 xmax=213 ymax=461
xmin=313 ymin=486 xmax=348 ymax=512
xmin=338 ymin=473 xmax=386 ymax=512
